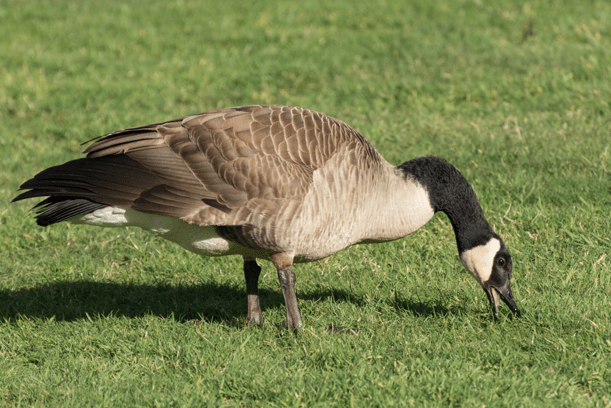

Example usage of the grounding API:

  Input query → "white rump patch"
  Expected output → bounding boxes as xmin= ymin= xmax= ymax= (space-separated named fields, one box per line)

xmin=76 ymin=206 xmax=130 ymax=226
xmin=460 ymin=238 xmax=501 ymax=284
xmin=72 ymin=206 xmax=234 ymax=256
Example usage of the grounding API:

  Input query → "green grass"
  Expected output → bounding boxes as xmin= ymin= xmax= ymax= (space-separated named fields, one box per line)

xmin=1 ymin=0 xmax=610 ymax=406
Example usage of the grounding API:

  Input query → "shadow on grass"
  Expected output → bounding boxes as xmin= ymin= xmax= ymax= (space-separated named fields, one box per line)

xmin=0 ymin=281 xmax=365 ymax=324
xmin=0 ymin=281 xmax=268 ymax=324
xmin=0 ymin=281 xmax=459 ymax=324
xmin=392 ymin=298 xmax=462 ymax=318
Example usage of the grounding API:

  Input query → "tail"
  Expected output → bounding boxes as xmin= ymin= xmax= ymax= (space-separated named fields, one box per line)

xmin=12 ymin=155 xmax=159 ymax=226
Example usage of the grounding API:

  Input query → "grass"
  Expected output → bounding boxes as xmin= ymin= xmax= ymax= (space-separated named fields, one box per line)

xmin=1 ymin=0 xmax=610 ymax=405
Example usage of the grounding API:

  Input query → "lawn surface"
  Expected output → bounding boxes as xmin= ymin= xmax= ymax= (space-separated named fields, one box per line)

xmin=1 ymin=0 xmax=610 ymax=406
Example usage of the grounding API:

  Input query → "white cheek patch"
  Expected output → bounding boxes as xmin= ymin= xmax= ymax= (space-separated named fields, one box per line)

xmin=460 ymin=238 xmax=501 ymax=284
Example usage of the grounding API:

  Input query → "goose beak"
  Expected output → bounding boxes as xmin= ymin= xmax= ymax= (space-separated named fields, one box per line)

xmin=484 ymin=282 xmax=520 ymax=317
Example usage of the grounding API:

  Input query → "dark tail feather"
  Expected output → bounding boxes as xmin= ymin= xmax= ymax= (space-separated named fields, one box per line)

xmin=31 ymin=198 xmax=108 ymax=226
xmin=13 ymin=155 xmax=160 ymax=226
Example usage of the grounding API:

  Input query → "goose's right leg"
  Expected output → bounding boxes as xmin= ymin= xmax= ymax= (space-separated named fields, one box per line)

xmin=243 ymin=256 xmax=263 ymax=325
xmin=272 ymin=253 xmax=303 ymax=330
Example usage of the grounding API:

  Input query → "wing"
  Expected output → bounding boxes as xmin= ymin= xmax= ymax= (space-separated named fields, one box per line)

xmin=75 ymin=105 xmax=375 ymax=227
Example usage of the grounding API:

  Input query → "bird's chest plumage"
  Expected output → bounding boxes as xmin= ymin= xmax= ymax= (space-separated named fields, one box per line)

xmin=252 ymin=159 xmax=435 ymax=262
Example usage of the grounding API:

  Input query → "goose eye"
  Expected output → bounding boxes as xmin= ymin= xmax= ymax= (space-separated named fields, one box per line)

xmin=497 ymin=257 xmax=505 ymax=267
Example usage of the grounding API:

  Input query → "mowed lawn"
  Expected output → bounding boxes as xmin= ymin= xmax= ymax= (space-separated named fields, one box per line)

xmin=1 ymin=0 xmax=610 ymax=406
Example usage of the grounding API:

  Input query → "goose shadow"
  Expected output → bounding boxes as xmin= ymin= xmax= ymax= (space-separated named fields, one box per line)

xmin=0 ymin=280 xmax=458 ymax=324
xmin=391 ymin=297 xmax=462 ymax=318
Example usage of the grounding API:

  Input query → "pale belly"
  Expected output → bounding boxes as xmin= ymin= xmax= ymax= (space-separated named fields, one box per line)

xmin=71 ymin=207 xmax=241 ymax=257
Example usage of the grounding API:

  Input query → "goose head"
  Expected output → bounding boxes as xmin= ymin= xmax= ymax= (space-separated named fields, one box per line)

xmin=460 ymin=236 xmax=520 ymax=317
xmin=398 ymin=156 xmax=521 ymax=318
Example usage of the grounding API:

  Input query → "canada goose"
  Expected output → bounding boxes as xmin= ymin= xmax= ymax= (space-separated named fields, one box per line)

xmin=13 ymin=105 xmax=520 ymax=329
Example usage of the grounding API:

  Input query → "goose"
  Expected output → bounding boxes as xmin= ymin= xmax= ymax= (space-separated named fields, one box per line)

xmin=13 ymin=105 xmax=520 ymax=329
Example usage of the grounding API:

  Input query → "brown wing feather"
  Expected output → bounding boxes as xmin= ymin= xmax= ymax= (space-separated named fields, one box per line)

xmin=20 ymin=105 xmax=380 ymax=230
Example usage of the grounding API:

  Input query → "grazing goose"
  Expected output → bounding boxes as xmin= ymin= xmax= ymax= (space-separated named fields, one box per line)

xmin=13 ymin=105 xmax=520 ymax=329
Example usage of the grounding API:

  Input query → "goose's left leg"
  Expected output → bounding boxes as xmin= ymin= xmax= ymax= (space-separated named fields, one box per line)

xmin=243 ymin=256 xmax=263 ymax=325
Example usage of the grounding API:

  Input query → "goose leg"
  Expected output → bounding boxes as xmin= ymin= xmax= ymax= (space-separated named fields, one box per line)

xmin=271 ymin=253 xmax=302 ymax=330
xmin=276 ymin=267 xmax=303 ymax=330
xmin=243 ymin=256 xmax=263 ymax=325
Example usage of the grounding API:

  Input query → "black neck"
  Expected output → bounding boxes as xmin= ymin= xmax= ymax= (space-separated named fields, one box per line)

xmin=397 ymin=156 xmax=496 ymax=253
